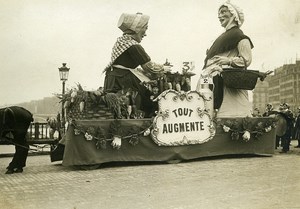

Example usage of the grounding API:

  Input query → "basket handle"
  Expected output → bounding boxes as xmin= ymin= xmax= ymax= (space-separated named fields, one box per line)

xmin=240 ymin=56 xmax=248 ymax=70
xmin=239 ymin=56 xmax=272 ymax=81
xmin=229 ymin=56 xmax=248 ymax=70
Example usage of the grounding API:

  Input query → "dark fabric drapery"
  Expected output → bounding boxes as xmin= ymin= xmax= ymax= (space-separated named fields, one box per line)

xmin=62 ymin=118 xmax=275 ymax=166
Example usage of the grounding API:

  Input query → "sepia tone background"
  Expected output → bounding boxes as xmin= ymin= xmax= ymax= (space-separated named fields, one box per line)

xmin=0 ymin=0 xmax=299 ymax=106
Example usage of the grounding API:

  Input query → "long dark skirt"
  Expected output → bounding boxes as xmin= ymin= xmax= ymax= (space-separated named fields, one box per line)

xmin=104 ymin=68 xmax=153 ymax=117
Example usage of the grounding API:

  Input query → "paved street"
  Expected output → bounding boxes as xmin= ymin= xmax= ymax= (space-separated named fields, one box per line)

xmin=1 ymin=141 xmax=300 ymax=209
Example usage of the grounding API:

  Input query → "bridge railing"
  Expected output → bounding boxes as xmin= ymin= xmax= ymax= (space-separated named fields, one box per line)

xmin=28 ymin=122 xmax=49 ymax=139
xmin=27 ymin=122 xmax=58 ymax=144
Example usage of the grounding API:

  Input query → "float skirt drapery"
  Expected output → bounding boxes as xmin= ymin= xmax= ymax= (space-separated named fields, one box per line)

xmin=62 ymin=118 xmax=276 ymax=166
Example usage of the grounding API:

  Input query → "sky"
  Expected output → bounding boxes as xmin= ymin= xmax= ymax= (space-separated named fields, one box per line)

xmin=0 ymin=0 xmax=299 ymax=106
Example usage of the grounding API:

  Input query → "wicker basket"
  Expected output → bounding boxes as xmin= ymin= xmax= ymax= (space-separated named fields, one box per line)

xmin=221 ymin=68 xmax=260 ymax=90
xmin=66 ymin=94 xmax=115 ymax=120
xmin=67 ymin=104 xmax=115 ymax=120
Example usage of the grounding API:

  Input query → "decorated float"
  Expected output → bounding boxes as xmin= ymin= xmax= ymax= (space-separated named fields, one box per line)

xmin=53 ymin=62 xmax=276 ymax=167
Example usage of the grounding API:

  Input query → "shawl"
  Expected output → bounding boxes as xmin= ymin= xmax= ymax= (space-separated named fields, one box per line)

xmin=205 ymin=26 xmax=253 ymax=66
xmin=105 ymin=34 xmax=139 ymax=71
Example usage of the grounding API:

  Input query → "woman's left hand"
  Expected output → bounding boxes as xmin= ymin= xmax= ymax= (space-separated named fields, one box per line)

xmin=202 ymin=64 xmax=223 ymax=76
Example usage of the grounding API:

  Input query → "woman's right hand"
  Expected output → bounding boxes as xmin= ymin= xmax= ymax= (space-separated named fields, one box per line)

xmin=142 ymin=61 xmax=169 ymax=74
xmin=211 ymin=55 xmax=231 ymax=66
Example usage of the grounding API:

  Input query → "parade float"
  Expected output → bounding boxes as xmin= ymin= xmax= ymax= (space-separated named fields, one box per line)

xmin=53 ymin=62 xmax=276 ymax=167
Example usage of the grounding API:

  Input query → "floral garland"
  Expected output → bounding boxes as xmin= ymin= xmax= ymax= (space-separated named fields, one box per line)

xmin=71 ymin=119 xmax=152 ymax=150
xmin=219 ymin=117 xmax=276 ymax=142
xmin=71 ymin=116 xmax=276 ymax=150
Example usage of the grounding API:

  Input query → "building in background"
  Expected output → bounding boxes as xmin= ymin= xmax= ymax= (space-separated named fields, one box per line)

xmin=253 ymin=59 xmax=300 ymax=114
xmin=252 ymin=79 xmax=269 ymax=113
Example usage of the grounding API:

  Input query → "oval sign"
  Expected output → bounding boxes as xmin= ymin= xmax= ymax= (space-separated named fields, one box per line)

xmin=151 ymin=90 xmax=215 ymax=146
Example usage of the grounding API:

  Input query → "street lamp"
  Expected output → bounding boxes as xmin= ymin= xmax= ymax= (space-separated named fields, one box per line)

xmin=58 ymin=63 xmax=70 ymax=131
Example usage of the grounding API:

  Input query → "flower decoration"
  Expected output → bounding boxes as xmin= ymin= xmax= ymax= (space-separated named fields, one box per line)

xmin=74 ymin=129 xmax=81 ymax=135
xmin=265 ymin=126 xmax=272 ymax=132
xmin=71 ymin=119 xmax=152 ymax=150
xmin=95 ymin=127 xmax=107 ymax=149
xmin=84 ymin=132 xmax=93 ymax=141
xmin=242 ymin=117 xmax=252 ymax=131
xmin=96 ymin=139 xmax=107 ymax=149
xmin=209 ymin=124 xmax=216 ymax=136
xmin=265 ymin=120 xmax=277 ymax=129
xmin=220 ymin=117 xmax=276 ymax=142
xmin=242 ymin=130 xmax=251 ymax=142
xmin=111 ymin=136 xmax=122 ymax=149
xmin=86 ymin=127 xmax=96 ymax=135
xmin=129 ymin=135 xmax=139 ymax=146
xmin=223 ymin=125 xmax=230 ymax=132
xmin=231 ymin=131 xmax=240 ymax=140
xmin=143 ymin=128 xmax=151 ymax=136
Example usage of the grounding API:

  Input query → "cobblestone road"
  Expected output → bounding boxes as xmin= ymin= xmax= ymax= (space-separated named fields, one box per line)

xmin=1 ymin=141 xmax=300 ymax=209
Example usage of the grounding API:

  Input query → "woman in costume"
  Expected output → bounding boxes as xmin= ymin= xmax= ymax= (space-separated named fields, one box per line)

xmin=197 ymin=2 xmax=253 ymax=117
xmin=103 ymin=13 xmax=170 ymax=118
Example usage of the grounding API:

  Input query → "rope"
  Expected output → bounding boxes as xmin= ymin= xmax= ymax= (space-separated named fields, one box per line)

xmin=1 ymin=136 xmax=37 ymax=151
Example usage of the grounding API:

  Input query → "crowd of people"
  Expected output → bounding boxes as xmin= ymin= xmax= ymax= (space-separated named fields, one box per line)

xmin=253 ymin=103 xmax=300 ymax=153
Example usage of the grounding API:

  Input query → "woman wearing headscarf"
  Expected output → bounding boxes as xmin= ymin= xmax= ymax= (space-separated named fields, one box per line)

xmin=103 ymin=13 xmax=170 ymax=117
xmin=197 ymin=2 xmax=254 ymax=117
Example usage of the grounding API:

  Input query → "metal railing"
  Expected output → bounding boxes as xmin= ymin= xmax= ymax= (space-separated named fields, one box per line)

xmin=28 ymin=122 xmax=49 ymax=140
xmin=27 ymin=122 xmax=58 ymax=144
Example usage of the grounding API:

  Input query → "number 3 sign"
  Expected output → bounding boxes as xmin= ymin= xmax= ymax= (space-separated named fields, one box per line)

xmin=182 ymin=61 xmax=195 ymax=73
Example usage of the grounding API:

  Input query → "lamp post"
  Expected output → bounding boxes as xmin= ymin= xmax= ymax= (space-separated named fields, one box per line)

xmin=58 ymin=63 xmax=70 ymax=132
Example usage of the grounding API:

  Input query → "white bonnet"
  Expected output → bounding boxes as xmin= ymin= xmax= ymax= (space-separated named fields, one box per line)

xmin=118 ymin=13 xmax=150 ymax=33
xmin=219 ymin=1 xmax=244 ymax=27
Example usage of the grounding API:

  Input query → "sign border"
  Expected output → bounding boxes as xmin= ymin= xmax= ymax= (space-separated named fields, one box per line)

xmin=151 ymin=89 xmax=216 ymax=146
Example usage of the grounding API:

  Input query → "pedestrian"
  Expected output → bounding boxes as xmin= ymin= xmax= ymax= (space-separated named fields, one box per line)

xmin=278 ymin=103 xmax=294 ymax=153
xmin=293 ymin=107 xmax=300 ymax=148
xmin=103 ymin=12 xmax=170 ymax=118
xmin=262 ymin=103 xmax=275 ymax=117
xmin=47 ymin=117 xmax=59 ymax=139
xmin=196 ymin=1 xmax=254 ymax=117
xmin=0 ymin=106 xmax=33 ymax=174
xmin=252 ymin=108 xmax=262 ymax=117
